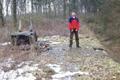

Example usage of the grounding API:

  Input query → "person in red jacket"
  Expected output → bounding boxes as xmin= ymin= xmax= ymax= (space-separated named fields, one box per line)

xmin=68 ymin=12 xmax=80 ymax=48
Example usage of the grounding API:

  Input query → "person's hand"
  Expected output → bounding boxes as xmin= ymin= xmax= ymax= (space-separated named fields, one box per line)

xmin=75 ymin=29 xmax=78 ymax=31
xmin=71 ymin=29 xmax=73 ymax=32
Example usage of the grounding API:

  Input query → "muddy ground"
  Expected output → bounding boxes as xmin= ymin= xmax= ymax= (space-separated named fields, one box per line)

xmin=0 ymin=24 xmax=120 ymax=80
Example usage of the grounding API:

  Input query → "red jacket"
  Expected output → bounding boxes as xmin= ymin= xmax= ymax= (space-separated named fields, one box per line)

xmin=68 ymin=16 xmax=80 ymax=30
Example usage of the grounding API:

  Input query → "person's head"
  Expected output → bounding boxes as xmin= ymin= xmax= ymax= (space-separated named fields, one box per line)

xmin=71 ymin=12 xmax=76 ymax=17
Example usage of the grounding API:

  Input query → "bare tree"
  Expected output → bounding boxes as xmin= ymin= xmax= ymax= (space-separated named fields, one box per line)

xmin=0 ymin=0 xmax=4 ymax=26
xmin=5 ymin=0 xmax=11 ymax=16
xmin=12 ymin=0 xmax=17 ymax=29
xmin=63 ymin=0 xmax=67 ymax=18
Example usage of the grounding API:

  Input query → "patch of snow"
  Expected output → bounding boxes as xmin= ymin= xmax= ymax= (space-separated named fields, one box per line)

xmin=0 ymin=60 xmax=39 ymax=80
xmin=47 ymin=64 xmax=90 ymax=80
xmin=17 ymin=62 xmax=25 ymax=68
xmin=3 ymin=70 xmax=17 ymax=80
xmin=103 ymin=50 xmax=107 ymax=54
xmin=15 ymin=73 xmax=36 ymax=80
xmin=52 ymin=71 xmax=89 ymax=79
xmin=16 ymin=65 xmax=38 ymax=75
xmin=17 ymin=61 xmax=33 ymax=68
xmin=50 ymin=42 xmax=61 ymax=45
xmin=0 ymin=42 xmax=11 ymax=46
xmin=0 ymin=69 xmax=5 ymax=80
xmin=47 ymin=64 xmax=61 ymax=73
xmin=0 ymin=58 xmax=15 ymax=68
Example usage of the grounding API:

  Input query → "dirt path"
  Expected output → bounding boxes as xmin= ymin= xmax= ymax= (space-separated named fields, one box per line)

xmin=0 ymin=25 xmax=120 ymax=80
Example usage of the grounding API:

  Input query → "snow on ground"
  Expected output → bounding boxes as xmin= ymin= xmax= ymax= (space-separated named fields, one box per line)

xmin=0 ymin=42 xmax=11 ymax=46
xmin=0 ymin=58 xmax=90 ymax=80
xmin=0 ymin=58 xmax=39 ymax=80
xmin=47 ymin=64 xmax=90 ymax=80
xmin=52 ymin=71 xmax=89 ymax=79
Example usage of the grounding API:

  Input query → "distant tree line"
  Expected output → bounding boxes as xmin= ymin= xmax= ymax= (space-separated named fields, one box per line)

xmin=0 ymin=0 xmax=105 ymax=27
xmin=98 ymin=0 xmax=120 ymax=39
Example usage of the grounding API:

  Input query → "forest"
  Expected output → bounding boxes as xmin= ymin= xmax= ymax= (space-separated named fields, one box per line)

xmin=0 ymin=0 xmax=119 ymax=39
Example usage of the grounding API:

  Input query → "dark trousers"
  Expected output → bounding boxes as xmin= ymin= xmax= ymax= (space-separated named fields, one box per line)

xmin=69 ymin=29 xmax=79 ymax=47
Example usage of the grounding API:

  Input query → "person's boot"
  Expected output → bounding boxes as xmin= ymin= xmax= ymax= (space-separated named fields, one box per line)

xmin=76 ymin=40 xmax=80 ymax=48
xmin=69 ymin=40 xmax=73 ymax=48
xmin=69 ymin=45 xmax=72 ymax=48
xmin=76 ymin=45 xmax=80 ymax=48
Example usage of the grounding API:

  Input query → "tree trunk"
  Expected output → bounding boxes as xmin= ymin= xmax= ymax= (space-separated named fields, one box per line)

xmin=72 ymin=0 xmax=78 ymax=13
xmin=0 ymin=0 xmax=4 ymax=27
xmin=63 ymin=0 xmax=66 ymax=18
xmin=53 ymin=1 xmax=56 ymax=17
xmin=48 ymin=0 xmax=51 ymax=17
xmin=12 ymin=0 xmax=17 ymax=29
xmin=31 ymin=0 xmax=33 ymax=13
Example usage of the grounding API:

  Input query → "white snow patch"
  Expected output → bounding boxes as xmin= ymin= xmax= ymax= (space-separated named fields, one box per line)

xmin=52 ymin=71 xmax=89 ymax=79
xmin=0 ymin=60 xmax=39 ymax=80
xmin=50 ymin=42 xmax=61 ymax=45
xmin=15 ymin=73 xmax=36 ymax=80
xmin=103 ymin=50 xmax=107 ymax=54
xmin=0 ymin=67 xmax=37 ymax=80
xmin=0 ymin=42 xmax=11 ymax=46
xmin=0 ymin=58 xmax=15 ymax=68
xmin=47 ymin=64 xmax=61 ymax=73
xmin=47 ymin=64 xmax=90 ymax=80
